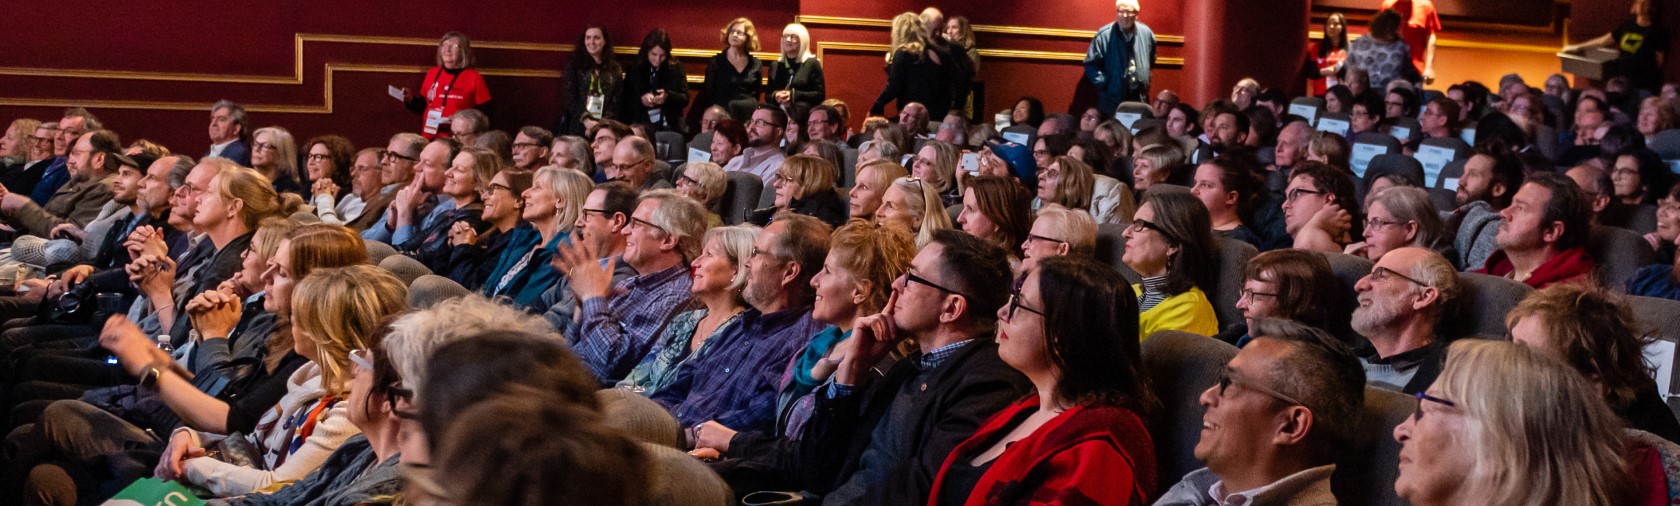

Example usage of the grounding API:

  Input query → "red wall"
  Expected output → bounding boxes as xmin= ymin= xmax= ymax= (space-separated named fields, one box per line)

xmin=0 ymin=0 xmax=1312 ymax=154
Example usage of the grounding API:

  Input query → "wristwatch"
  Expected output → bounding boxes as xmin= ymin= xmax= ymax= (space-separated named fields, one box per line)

xmin=138 ymin=360 xmax=170 ymax=387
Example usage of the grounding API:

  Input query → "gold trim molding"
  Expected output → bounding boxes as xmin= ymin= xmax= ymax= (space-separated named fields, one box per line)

xmin=796 ymin=15 xmax=1185 ymax=44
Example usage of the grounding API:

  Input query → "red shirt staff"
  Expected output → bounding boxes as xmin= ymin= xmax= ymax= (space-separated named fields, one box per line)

xmin=402 ymin=32 xmax=492 ymax=139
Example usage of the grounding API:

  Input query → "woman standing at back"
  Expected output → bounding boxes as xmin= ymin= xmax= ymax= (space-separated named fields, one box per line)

xmin=871 ymin=12 xmax=955 ymax=122
xmin=559 ymin=25 xmax=625 ymax=135
xmin=703 ymin=18 xmax=765 ymax=122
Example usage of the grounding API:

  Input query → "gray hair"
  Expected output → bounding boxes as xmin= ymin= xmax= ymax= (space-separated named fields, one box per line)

xmin=1401 ymin=247 xmax=1460 ymax=314
xmin=167 ymin=154 xmax=197 ymax=189
xmin=451 ymin=109 xmax=490 ymax=135
xmin=704 ymin=224 xmax=760 ymax=292
xmin=1367 ymin=186 xmax=1448 ymax=252
xmin=391 ymin=132 xmax=428 ymax=159
xmin=682 ymin=162 xmax=727 ymax=205
xmin=386 ymin=294 xmax=560 ymax=401
xmin=211 ymin=100 xmax=248 ymax=140
xmin=638 ymin=189 xmax=709 ymax=261
xmin=252 ymin=126 xmax=298 ymax=180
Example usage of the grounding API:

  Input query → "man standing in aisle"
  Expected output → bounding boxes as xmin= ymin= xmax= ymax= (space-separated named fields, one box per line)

xmin=1085 ymin=0 xmax=1158 ymax=113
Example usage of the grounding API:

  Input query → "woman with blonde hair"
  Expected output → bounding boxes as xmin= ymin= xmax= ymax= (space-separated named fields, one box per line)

xmin=1393 ymin=339 xmax=1635 ymax=506
xmin=871 ymin=11 xmax=956 ymax=121
xmin=913 ymin=139 xmax=961 ymax=205
xmin=483 ymin=166 xmax=592 ymax=308
xmin=876 ymin=175 xmax=952 ymax=247
xmin=404 ymin=146 xmax=496 ymax=271
xmin=704 ymin=17 xmax=764 ymax=121
xmin=1037 ymin=155 xmax=1096 ymax=212
xmin=149 ymin=264 xmax=407 ymax=498
xmin=753 ymin=155 xmax=846 ymax=227
xmin=769 ymin=23 xmax=826 ymax=112
xmin=676 ymin=161 xmax=727 ymax=225
xmin=848 ymin=158 xmax=910 ymax=221
xmin=250 ymin=126 xmax=303 ymax=194
xmin=620 ymin=225 xmax=758 ymax=394
xmin=0 ymin=118 xmax=41 ymax=164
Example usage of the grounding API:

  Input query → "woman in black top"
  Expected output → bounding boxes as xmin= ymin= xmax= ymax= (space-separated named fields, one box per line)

xmin=768 ymin=23 xmax=825 ymax=113
xmin=559 ymin=25 xmax=624 ymax=135
xmin=871 ymin=12 xmax=955 ymax=121
xmin=621 ymin=29 xmax=690 ymax=135
xmin=704 ymin=18 xmax=764 ymax=122
xmin=1563 ymin=0 xmax=1668 ymax=94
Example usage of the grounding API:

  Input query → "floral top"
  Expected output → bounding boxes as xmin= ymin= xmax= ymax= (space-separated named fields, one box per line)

xmin=617 ymin=308 xmax=743 ymax=396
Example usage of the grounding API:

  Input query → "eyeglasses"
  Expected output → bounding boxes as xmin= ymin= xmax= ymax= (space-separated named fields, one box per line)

xmin=1364 ymin=217 xmax=1410 ymax=230
xmin=1285 ymin=187 xmax=1326 ymax=203
xmin=1369 ymin=266 xmax=1429 ymax=287
xmin=306 ymin=153 xmax=331 ymax=162
xmin=1216 ymin=367 xmax=1304 ymax=406
xmin=580 ymin=208 xmax=613 ymax=219
xmin=512 ymin=142 xmax=543 ymax=150
xmin=676 ymin=175 xmax=698 ymax=186
xmin=1239 ymin=288 xmax=1279 ymax=301
xmin=1412 ymin=391 xmax=1457 ymax=421
xmin=629 ymin=216 xmax=666 ymax=234
xmin=381 ymin=150 xmax=417 ymax=163
xmin=253 ymin=142 xmax=277 ymax=152
xmin=1025 ymin=233 xmax=1067 ymax=246
xmin=1004 ymin=275 xmax=1045 ymax=321
xmin=904 ymin=270 xmax=965 ymax=298
xmin=1126 ymin=219 xmax=1178 ymax=243
xmin=27 ymin=136 xmax=52 ymax=144
xmin=1385 ymin=101 xmax=1407 ymax=108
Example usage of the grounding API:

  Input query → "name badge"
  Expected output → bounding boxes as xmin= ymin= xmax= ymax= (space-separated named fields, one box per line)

xmin=423 ymin=108 xmax=445 ymax=136
xmin=587 ymin=95 xmax=606 ymax=117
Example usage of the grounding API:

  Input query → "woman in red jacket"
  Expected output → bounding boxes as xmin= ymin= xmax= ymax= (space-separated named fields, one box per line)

xmin=928 ymin=256 xmax=1158 ymax=506
xmin=403 ymin=32 xmax=492 ymax=139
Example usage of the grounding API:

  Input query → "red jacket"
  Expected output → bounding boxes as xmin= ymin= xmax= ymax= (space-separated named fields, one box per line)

xmin=1477 ymin=246 xmax=1596 ymax=289
xmin=928 ymin=396 xmax=1157 ymax=506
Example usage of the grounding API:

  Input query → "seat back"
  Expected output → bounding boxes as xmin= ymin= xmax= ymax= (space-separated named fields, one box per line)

xmin=1209 ymin=237 xmax=1258 ymax=331
xmin=1140 ymin=330 xmax=1237 ymax=492
xmin=641 ymin=443 xmax=736 ymax=506
xmin=1628 ymin=295 xmax=1680 ymax=419
xmin=688 ymin=131 xmax=714 ymax=153
xmin=1457 ymin=120 xmax=1477 ymax=145
xmin=655 ymin=130 xmax=687 ymax=164
xmin=1350 ymin=132 xmax=1403 ymax=178
xmin=365 ymin=240 xmax=398 ymax=266
xmin=1427 ymin=188 xmax=1458 ymax=214
xmin=1387 ymin=117 xmax=1423 ymax=144
xmin=1289 ymin=96 xmax=1324 ymax=125
xmin=1432 ymin=158 xmax=1467 ymax=191
xmin=1364 ymin=154 xmax=1425 ymax=189
xmin=1415 ymin=137 xmax=1471 ymax=188
xmin=756 ymin=180 xmax=779 ymax=209
xmin=721 ymin=172 xmax=764 ymax=225
xmin=1130 ymin=117 xmax=1163 ymax=133
xmin=1094 ymin=223 xmax=1142 ymax=283
xmin=1115 ymin=101 xmax=1155 ymax=129
xmin=1330 ymin=387 xmax=1413 ymax=506
xmin=1317 ymin=112 xmax=1351 ymax=137
xmin=1319 ymin=251 xmax=1374 ymax=308
xmin=1000 ymin=124 xmax=1035 ymax=146
xmin=378 ymin=254 xmax=433 ymax=286
xmin=840 ymin=147 xmax=859 ymax=188
xmin=1446 ymin=272 xmax=1532 ymax=340
xmin=1589 ymin=224 xmax=1658 ymax=288
xmin=1651 ymin=128 xmax=1680 ymax=160
xmin=408 ymin=274 xmax=469 ymax=309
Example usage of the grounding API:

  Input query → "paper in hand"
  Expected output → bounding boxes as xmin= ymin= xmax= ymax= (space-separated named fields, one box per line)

xmin=388 ymin=85 xmax=405 ymax=101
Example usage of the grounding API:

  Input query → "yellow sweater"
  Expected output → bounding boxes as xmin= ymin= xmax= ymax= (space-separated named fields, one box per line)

xmin=1133 ymin=285 xmax=1219 ymax=339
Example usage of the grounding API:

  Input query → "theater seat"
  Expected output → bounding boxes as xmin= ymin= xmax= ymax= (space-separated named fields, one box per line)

xmin=840 ymin=147 xmax=858 ymax=188
xmin=1209 ymin=237 xmax=1258 ymax=331
xmin=1094 ymin=223 xmax=1142 ymax=283
xmin=379 ymin=254 xmax=432 ymax=287
xmin=1447 ymin=272 xmax=1532 ymax=340
xmin=721 ymin=172 xmax=763 ymax=225
xmin=365 ymin=240 xmax=397 ymax=266
xmin=1588 ymin=225 xmax=1657 ymax=289
xmin=1651 ymin=129 xmax=1680 ymax=160
xmin=1426 ymin=188 xmax=1457 ymax=215
xmin=1364 ymin=155 xmax=1425 ymax=190
xmin=1140 ymin=330 xmax=1236 ymax=492
xmin=1330 ymin=387 xmax=1412 ymax=506
xmin=1351 ymin=132 xmax=1402 ymax=178
xmin=688 ymin=131 xmax=714 ymax=154
xmin=1318 ymin=252 xmax=1374 ymax=297
xmin=408 ymin=274 xmax=469 ymax=309
xmin=656 ymin=130 xmax=687 ymax=164
xmin=641 ymin=443 xmax=735 ymax=506
xmin=1628 ymin=295 xmax=1680 ymax=418
xmin=1432 ymin=158 xmax=1466 ymax=191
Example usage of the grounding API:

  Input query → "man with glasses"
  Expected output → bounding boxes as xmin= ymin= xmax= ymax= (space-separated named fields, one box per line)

xmin=1352 ymin=246 xmax=1458 ymax=394
xmin=1279 ymin=162 xmax=1358 ymax=253
xmin=789 ymin=229 xmax=1027 ymax=505
xmin=555 ymin=189 xmax=702 ymax=383
xmin=588 ymin=120 xmax=633 ymax=180
xmin=736 ymin=106 xmax=788 ymax=184
xmin=0 ymin=122 xmax=59 ymax=197
xmin=653 ymin=212 xmax=831 ymax=433
xmin=448 ymin=109 xmax=489 ymax=147
xmin=1084 ymin=0 xmax=1157 ymax=112
xmin=539 ymin=183 xmax=637 ymax=329
xmin=31 ymin=108 xmax=102 ymax=206
xmin=607 ymin=136 xmax=670 ymax=191
xmin=806 ymin=106 xmax=843 ymax=143
xmin=1475 ymin=172 xmax=1595 ymax=289
xmin=1156 ymin=318 xmax=1364 ymax=506
xmin=1564 ymin=163 xmax=1616 ymax=226
xmin=205 ymin=100 xmax=251 ymax=167
xmin=0 ymin=129 xmax=125 ymax=237
xmin=363 ymin=137 xmax=456 ymax=244
xmin=511 ymin=126 xmax=553 ymax=170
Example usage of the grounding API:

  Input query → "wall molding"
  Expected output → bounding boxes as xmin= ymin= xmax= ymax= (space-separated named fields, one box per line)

xmin=796 ymin=14 xmax=1186 ymax=44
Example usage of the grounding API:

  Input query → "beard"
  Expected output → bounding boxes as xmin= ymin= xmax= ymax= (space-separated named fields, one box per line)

xmin=742 ymin=265 xmax=782 ymax=310
xmin=1351 ymin=294 xmax=1406 ymax=338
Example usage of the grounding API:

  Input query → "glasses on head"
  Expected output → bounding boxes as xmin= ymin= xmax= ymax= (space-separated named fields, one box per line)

xmin=1412 ymin=391 xmax=1457 ymax=422
xmin=381 ymin=150 xmax=417 ymax=163
xmin=306 ymin=153 xmax=331 ymax=162
xmin=349 ymin=348 xmax=376 ymax=371
xmin=1216 ymin=367 xmax=1304 ymax=406
xmin=253 ymin=142 xmax=277 ymax=152
xmin=1239 ymin=288 xmax=1279 ymax=301
xmin=1285 ymin=187 xmax=1326 ymax=203
xmin=1364 ymin=217 xmax=1410 ymax=230
xmin=1369 ymin=266 xmax=1429 ymax=287
xmin=904 ymin=270 xmax=965 ymax=298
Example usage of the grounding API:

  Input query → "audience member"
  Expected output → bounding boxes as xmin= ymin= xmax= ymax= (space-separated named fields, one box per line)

xmin=1352 ymin=247 xmax=1458 ymax=393
xmin=1217 ymin=249 xmax=1350 ymax=347
xmin=618 ymin=225 xmax=755 ymax=394
xmin=0 ymin=129 xmax=122 ymax=236
xmin=931 ymin=257 xmax=1157 ymax=505
xmin=1392 ymin=340 xmax=1635 ymax=506
xmin=486 ymin=168 xmax=593 ymax=310
xmin=1475 ymin=172 xmax=1595 ymax=288
xmin=444 ymin=168 xmax=531 ymax=290
xmin=732 ymin=106 xmax=790 ymax=184
xmin=447 ymin=109 xmax=489 ymax=147
xmin=872 ymin=13 xmax=958 ymax=122
xmin=877 ymin=175 xmax=953 ymax=247
xmin=1124 ymin=191 xmax=1219 ymax=337
xmin=912 ymin=139 xmax=959 ymax=205
xmin=622 ymin=30 xmax=690 ymax=135
xmin=847 ymin=159 xmax=908 ymax=222
xmin=753 ymin=155 xmax=846 ymax=227
xmin=1020 ymin=203 xmax=1098 ymax=274
xmin=248 ymin=126 xmax=303 ymax=194
xmin=205 ymin=101 xmax=251 ymax=167
xmin=1612 ymin=147 xmax=1673 ymax=206
xmin=400 ymin=145 xmax=493 ymax=273
xmin=1347 ymin=186 xmax=1449 ymax=262
xmin=957 ymin=175 xmax=1033 ymax=260
xmin=510 ymin=126 xmax=554 ymax=171
xmin=1282 ymin=161 xmax=1359 ymax=253
xmin=362 ymin=137 xmax=458 ymax=244
xmin=1157 ymin=318 xmax=1364 ymax=506
xmin=399 ymin=32 xmax=490 ymax=139
xmin=1190 ymin=155 xmax=1263 ymax=247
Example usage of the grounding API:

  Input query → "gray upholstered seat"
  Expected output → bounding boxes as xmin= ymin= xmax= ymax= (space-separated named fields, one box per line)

xmin=1446 ymin=272 xmax=1531 ymax=340
xmin=721 ymin=172 xmax=763 ymax=225
xmin=1140 ymin=330 xmax=1236 ymax=492
xmin=1330 ymin=387 xmax=1413 ymax=506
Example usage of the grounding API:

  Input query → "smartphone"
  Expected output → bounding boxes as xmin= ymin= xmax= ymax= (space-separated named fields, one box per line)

xmin=960 ymin=152 xmax=980 ymax=175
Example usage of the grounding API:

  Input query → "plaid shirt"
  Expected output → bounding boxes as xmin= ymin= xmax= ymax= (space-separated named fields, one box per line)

xmin=571 ymin=264 xmax=693 ymax=383
xmin=652 ymin=307 xmax=827 ymax=431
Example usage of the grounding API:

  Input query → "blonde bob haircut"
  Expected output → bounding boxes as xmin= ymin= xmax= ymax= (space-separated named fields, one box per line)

xmin=1429 ymin=340 xmax=1632 ymax=506
xmin=890 ymin=175 xmax=953 ymax=247
xmin=681 ymin=162 xmax=727 ymax=206
xmin=251 ymin=126 xmax=299 ymax=181
xmin=533 ymin=166 xmax=596 ymax=229
xmin=777 ymin=155 xmax=838 ymax=200
xmin=209 ymin=163 xmax=296 ymax=230
xmin=721 ymin=18 xmax=761 ymax=51
xmin=702 ymin=224 xmax=760 ymax=293
xmin=918 ymin=139 xmax=960 ymax=194
xmin=456 ymin=146 xmax=503 ymax=194
xmin=291 ymin=264 xmax=408 ymax=395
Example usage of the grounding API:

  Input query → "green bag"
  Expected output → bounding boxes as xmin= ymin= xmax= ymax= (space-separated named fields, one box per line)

xmin=102 ymin=477 xmax=206 ymax=506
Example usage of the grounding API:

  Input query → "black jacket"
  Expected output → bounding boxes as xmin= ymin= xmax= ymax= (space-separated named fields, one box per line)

xmin=703 ymin=52 xmax=764 ymax=121
xmin=871 ymin=48 xmax=958 ymax=121
xmin=748 ymin=190 xmax=848 ymax=229
xmin=559 ymin=60 xmax=624 ymax=135
xmin=620 ymin=62 xmax=691 ymax=134
xmin=767 ymin=57 xmax=826 ymax=112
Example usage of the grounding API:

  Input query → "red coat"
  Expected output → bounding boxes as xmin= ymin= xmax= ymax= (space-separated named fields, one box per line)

xmin=928 ymin=396 xmax=1157 ymax=506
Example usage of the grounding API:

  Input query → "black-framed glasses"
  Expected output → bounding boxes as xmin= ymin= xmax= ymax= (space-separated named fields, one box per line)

xmin=580 ymin=207 xmax=612 ymax=219
xmin=1126 ymin=219 xmax=1178 ymax=244
xmin=1285 ymin=187 xmax=1325 ymax=203
xmin=1025 ymin=233 xmax=1067 ymax=246
xmin=1004 ymin=274 xmax=1044 ymax=321
xmin=629 ymin=216 xmax=667 ymax=234
xmin=676 ymin=175 xmax=698 ymax=186
xmin=1239 ymin=288 xmax=1279 ymax=301
xmin=306 ymin=153 xmax=331 ymax=162
xmin=1370 ymin=266 xmax=1429 ymax=287
xmin=1412 ymin=391 xmax=1457 ymax=421
xmin=380 ymin=150 xmax=417 ymax=163
xmin=904 ymin=270 xmax=965 ymax=298
xmin=1216 ymin=367 xmax=1304 ymax=406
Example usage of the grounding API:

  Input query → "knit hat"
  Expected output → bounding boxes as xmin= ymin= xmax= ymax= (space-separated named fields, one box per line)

xmin=11 ymin=235 xmax=83 ymax=267
xmin=595 ymin=388 xmax=681 ymax=448
xmin=984 ymin=138 xmax=1037 ymax=189
xmin=377 ymin=254 xmax=431 ymax=286
xmin=407 ymin=274 xmax=468 ymax=309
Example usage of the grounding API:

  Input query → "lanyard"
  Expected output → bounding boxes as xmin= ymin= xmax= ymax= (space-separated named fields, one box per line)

xmin=429 ymin=67 xmax=464 ymax=110
xmin=589 ymin=69 xmax=603 ymax=96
